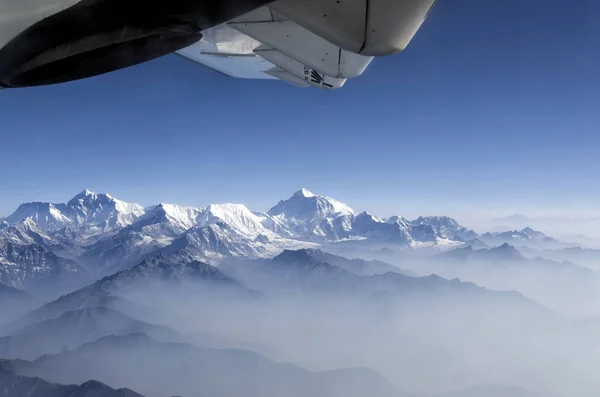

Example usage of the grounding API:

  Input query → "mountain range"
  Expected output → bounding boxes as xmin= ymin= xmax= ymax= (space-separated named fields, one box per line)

xmin=0 ymin=189 xmax=476 ymax=272
xmin=0 ymin=189 xmax=588 ymax=397
xmin=0 ymin=359 xmax=560 ymax=397
xmin=0 ymin=306 xmax=182 ymax=360
xmin=221 ymin=248 xmax=532 ymax=305
xmin=1 ymin=331 xmax=560 ymax=397
xmin=1 ymin=188 xmax=483 ymax=247
xmin=13 ymin=254 xmax=259 ymax=329
xmin=395 ymin=243 xmax=600 ymax=317
xmin=0 ymin=363 xmax=144 ymax=397
xmin=480 ymin=227 xmax=560 ymax=248
xmin=3 ymin=190 xmax=145 ymax=238
xmin=0 ymin=188 xmax=486 ymax=290
xmin=5 ymin=332 xmax=402 ymax=397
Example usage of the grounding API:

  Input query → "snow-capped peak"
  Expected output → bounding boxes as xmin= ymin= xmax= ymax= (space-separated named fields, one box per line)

xmin=356 ymin=211 xmax=383 ymax=223
xmin=68 ymin=189 xmax=114 ymax=205
xmin=76 ymin=189 xmax=115 ymax=201
xmin=266 ymin=189 xmax=356 ymax=238
xmin=149 ymin=203 xmax=201 ymax=231
xmin=71 ymin=189 xmax=97 ymax=200
xmin=386 ymin=216 xmax=410 ymax=227
xmin=198 ymin=203 xmax=273 ymax=238
xmin=1 ymin=189 xmax=485 ymax=269
xmin=269 ymin=189 xmax=355 ymax=218
xmin=0 ymin=216 xmax=50 ymax=245
xmin=4 ymin=201 xmax=71 ymax=230
xmin=3 ymin=190 xmax=145 ymax=234
xmin=293 ymin=188 xmax=316 ymax=198
xmin=411 ymin=216 xmax=476 ymax=241
xmin=413 ymin=216 xmax=459 ymax=227
xmin=67 ymin=190 xmax=145 ymax=229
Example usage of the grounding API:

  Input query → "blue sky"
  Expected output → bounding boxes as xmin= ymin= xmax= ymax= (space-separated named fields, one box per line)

xmin=0 ymin=0 xmax=599 ymax=221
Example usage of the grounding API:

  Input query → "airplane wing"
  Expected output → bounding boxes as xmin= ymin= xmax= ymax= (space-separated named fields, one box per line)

xmin=0 ymin=0 xmax=436 ymax=89
xmin=176 ymin=7 xmax=371 ymax=90
xmin=178 ymin=1 xmax=437 ymax=90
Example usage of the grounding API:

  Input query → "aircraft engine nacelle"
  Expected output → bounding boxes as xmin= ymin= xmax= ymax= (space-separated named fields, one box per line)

xmin=270 ymin=0 xmax=437 ymax=56
xmin=0 ymin=0 xmax=274 ymax=88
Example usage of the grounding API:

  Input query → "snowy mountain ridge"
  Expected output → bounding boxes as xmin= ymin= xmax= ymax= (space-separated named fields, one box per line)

xmin=0 ymin=188 xmax=485 ymax=281
xmin=67 ymin=189 xmax=145 ymax=228
xmin=3 ymin=190 xmax=145 ymax=237
xmin=199 ymin=203 xmax=276 ymax=239
xmin=2 ymin=188 xmax=478 ymax=250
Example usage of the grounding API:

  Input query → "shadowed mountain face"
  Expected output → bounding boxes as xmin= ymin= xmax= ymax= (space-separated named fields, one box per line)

xmin=0 ymin=362 xmax=144 ymax=397
xmin=444 ymin=243 xmax=525 ymax=262
xmin=12 ymin=333 xmax=402 ymax=397
xmin=221 ymin=249 xmax=539 ymax=309
xmin=18 ymin=255 xmax=259 ymax=327
xmin=283 ymin=248 xmax=417 ymax=277
xmin=480 ymin=228 xmax=559 ymax=249
xmin=0 ymin=307 xmax=182 ymax=360
xmin=0 ymin=239 xmax=86 ymax=295
xmin=414 ymin=244 xmax=600 ymax=317
xmin=537 ymin=247 xmax=600 ymax=271
xmin=94 ymin=255 xmax=242 ymax=292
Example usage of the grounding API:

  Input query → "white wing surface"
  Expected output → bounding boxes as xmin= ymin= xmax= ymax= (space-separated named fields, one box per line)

xmin=176 ymin=0 xmax=436 ymax=90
